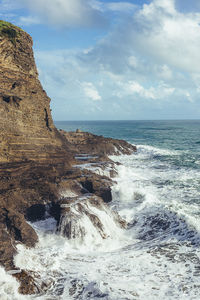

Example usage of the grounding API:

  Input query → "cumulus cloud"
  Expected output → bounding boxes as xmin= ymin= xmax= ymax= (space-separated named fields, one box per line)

xmin=6 ymin=0 xmax=199 ymax=119
xmin=131 ymin=0 xmax=200 ymax=73
xmin=86 ymin=0 xmax=200 ymax=74
xmin=1 ymin=0 xmax=137 ymax=27
xmin=82 ymin=82 xmax=101 ymax=101
xmin=124 ymin=81 xmax=175 ymax=100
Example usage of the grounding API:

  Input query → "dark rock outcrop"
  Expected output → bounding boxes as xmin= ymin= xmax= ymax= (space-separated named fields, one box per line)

xmin=61 ymin=130 xmax=136 ymax=160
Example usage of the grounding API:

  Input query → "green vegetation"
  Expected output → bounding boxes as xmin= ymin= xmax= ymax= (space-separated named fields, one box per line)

xmin=0 ymin=20 xmax=23 ymax=45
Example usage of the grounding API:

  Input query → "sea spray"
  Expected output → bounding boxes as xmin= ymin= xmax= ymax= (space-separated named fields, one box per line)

xmin=57 ymin=195 xmax=127 ymax=249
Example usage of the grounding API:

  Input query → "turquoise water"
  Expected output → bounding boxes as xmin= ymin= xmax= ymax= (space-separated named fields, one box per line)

xmin=55 ymin=120 xmax=200 ymax=149
xmin=56 ymin=120 xmax=200 ymax=169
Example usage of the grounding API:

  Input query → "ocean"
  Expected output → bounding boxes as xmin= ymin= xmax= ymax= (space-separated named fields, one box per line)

xmin=1 ymin=120 xmax=200 ymax=300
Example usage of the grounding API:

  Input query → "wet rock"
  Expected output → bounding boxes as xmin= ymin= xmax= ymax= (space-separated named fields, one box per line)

xmin=61 ymin=130 xmax=136 ymax=158
xmin=69 ymin=280 xmax=109 ymax=299
xmin=0 ymin=207 xmax=38 ymax=270
xmin=13 ymin=270 xmax=40 ymax=295
xmin=13 ymin=269 xmax=54 ymax=295
xmin=78 ymin=171 xmax=113 ymax=203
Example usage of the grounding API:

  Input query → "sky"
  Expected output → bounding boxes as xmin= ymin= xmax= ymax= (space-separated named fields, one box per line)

xmin=1 ymin=0 xmax=200 ymax=120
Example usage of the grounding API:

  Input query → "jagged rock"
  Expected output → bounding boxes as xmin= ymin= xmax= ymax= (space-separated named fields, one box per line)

xmin=0 ymin=20 xmax=73 ymax=272
xmin=13 ymin=269 xmax=53 ymax=295
xmin=0 ymin=207 xmax=38 ymax=270
xmin=13 ymin=270 xmax=40 ymax=295
xmin=80 ymin=176 xmax=112 ymax=203
xmin=57 ymin=168 xmax=113 ymax=204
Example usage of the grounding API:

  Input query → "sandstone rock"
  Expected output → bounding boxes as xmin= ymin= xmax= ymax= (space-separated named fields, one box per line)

xmin=0 ymin=20 xmax=72 ymax=165
xmin=60 ymin=130 xmax=136 ymax=159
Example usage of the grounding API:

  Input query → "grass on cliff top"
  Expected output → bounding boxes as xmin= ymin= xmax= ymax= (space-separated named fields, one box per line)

xmin=0 ymin=20 xmax=24 ymax=45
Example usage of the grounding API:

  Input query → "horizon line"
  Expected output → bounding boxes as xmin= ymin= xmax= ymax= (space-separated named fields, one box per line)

xmin=54 ymin=118 xmax=200 ymax=122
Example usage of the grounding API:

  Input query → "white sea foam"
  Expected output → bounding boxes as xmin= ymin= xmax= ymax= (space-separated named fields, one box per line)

xmin=2 ymin=143 xmax=200 ymax=299
xmin=136 ymin=144 xmax=181 ymax=156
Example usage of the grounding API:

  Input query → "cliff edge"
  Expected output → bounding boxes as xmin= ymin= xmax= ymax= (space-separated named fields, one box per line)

xmin=0 ymin=20 xmax=71 ymax=165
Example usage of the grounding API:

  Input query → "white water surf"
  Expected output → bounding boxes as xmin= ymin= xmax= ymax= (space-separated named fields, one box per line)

xmin=1 ymin=144 xmax=200 ymax=299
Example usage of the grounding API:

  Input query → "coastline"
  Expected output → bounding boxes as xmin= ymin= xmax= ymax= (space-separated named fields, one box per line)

xmin=1 ymin=20 xmax=200 ymax=299
xmin=0 ymin=129 xmax=136 ymax=294
xmin=0 ymin=21 xmax=137 ymax=295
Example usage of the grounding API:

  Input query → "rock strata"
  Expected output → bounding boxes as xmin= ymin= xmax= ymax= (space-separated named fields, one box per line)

xmin=0 ymin=20 xmax=72 ymax=165
xmin=61 ymin=130 xmax=136 ymax=160
xmin=0 ymin=20 xmax=136 ymax=295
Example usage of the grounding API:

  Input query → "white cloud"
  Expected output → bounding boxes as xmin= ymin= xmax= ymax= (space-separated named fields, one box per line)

xmin=17 ymin=0 xmax=106 ymax=28
xmin=22 ymin=0 xmax=200 ymax=119
xmin=158 ymin=65 xmax=173 ymax=81
xmin=116 ymin=80 xmax=175 ymax=100
xmin=82 ymin=82 xmax=101 ymax=101
xmin=129 ymin=0 xmax=200 ymax=73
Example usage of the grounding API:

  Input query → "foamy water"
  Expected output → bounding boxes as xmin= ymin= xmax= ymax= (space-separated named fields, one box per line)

xmin=1 ymin=140 xmax=200 ymax=299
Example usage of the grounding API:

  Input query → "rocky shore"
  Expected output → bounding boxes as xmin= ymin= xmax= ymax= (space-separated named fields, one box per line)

xmin=0 ymin=20 xmax=136 ymax=295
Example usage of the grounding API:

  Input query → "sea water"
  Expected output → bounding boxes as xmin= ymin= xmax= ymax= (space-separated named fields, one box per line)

xmin=1 ymin=120 xmax=200 ymax=300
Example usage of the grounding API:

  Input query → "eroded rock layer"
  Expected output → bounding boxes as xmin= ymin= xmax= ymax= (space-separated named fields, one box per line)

xmin=0 ymin=21 xmax=71 ymax=164
xmin=61 ymin=130 xmax=136 ymax=159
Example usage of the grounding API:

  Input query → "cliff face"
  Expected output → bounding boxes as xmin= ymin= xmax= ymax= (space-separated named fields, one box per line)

xmin=0 ymin=20 xmax=73 ymax=273
xmin=0 ymin=21 xmax=70 ymax=164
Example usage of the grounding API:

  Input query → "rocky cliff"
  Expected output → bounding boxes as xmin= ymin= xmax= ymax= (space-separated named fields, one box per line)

xmin=0 ymin=21 xmax=136 ymax=295
xmin=0 ymin=20 xmax=71 ymax=165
